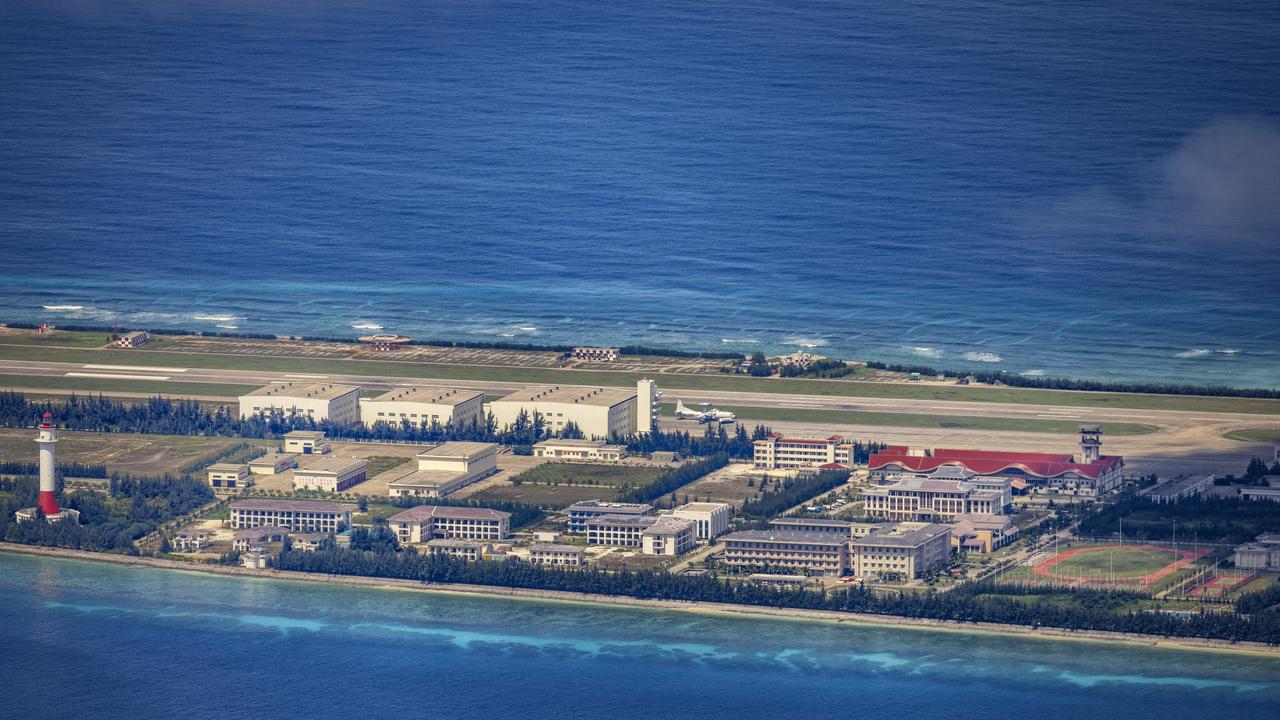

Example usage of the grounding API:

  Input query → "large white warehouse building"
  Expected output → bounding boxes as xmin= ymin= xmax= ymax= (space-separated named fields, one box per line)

xmin=239 ymin=382 xmax=361 ymax=426
xmin=488 ymin=378 xmax=658 ymax=440
xmin=360 ymin=386 xmax=485 ymax=429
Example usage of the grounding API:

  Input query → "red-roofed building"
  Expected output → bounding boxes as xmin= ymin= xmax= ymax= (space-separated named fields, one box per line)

xmin=753 ymin=433 xmax=856 ymax=470
xmin=867 ymin=427 xmax=1124 ymax=497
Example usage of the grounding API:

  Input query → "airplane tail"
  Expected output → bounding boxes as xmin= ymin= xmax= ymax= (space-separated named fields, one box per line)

xmin=675 ymin=400 xmax=689 ymax=413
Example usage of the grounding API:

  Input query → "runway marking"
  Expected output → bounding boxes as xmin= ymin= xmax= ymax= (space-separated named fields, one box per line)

xmin=284 ymin=373 xmax=329 ymax=378
xmin=65 ymin=372 xmax=172 ymax=381
xmin=83 ymin=364 xmax=187 ymax=373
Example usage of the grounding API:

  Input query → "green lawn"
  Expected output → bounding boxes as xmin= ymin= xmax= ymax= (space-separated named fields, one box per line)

xmin=662 ymin=403 xmax=1157 ymax=435
xmin=364 ymin=456 xmax=411 ymax=477
xmin=1 ymin=339 xmax=1278 ymax=415
xmin=1050 ymin=546 xmax=1184 ymax=579
xmin=0 ymin=330 xmax=113 ymax=348
xmin=509 ymin=462 xmax=664 ymax=488
xmin=1224 ymin=429 xmax=1280 ymax=443
xmin=469 ymin=482 xmax=621 ymax=507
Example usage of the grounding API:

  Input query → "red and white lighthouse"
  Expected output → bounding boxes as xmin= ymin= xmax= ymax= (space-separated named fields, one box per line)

xmin=15 ymin=412 xmax=80 ymax=524
xmin=36 ymin=411 xmax=61 ymax=516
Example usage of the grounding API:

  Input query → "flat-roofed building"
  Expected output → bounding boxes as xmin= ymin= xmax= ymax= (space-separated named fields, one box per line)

xmin=229 ymin=499 xmax=354 ymax=533
xmin=427 ymin=538 xmax=489 ymax=562
xmin=533 ymin=439 xmax=628 ymax=462
xmin=564 ymin=500 xmax=652 ymax=533
xmin=862 ymin=476 xmax=1006 ymax=522
xmin=283 ymin=430 xmax=331 ymax=455
xmin=240 ymin=383 xmax=360 ymax=426
xmin=572 ymin=347 xmax=620 ymax=362
xmin=233 ymin=526 xmax=288 ymax=552
xmin=1150 ymin=475 xmax=1215 ymax=504
xmin=248 ymin=452 xmax=298 ymax=475
xmin=387 ymin=505 xmax=511 ymax=543
xmin=529 ymin=543 xmax=585 ymax=567
xmin=293 ymin=457 xmax=369 ymax=493
xmin=768 ymin=517 xmax=856 ymax=536
xmin=207 ymin=463 xmax=251 ymax=492
xmin=489 ymin=382 xmax=646 ymax=439
xmin=387 ymin=442 xmax=500 ymax=498
xmin=747 ymin=574 xmax=820 ymax=589
xmin=672 ymin=502 xmax=733 ymax=541
xmin=361 ymin=386 xmax=485 ymax=429
xmin=722 ymin=530 xmax=850 ymax=576
xmin=1241 ymin=487 xmax=1280 ymax=502
xmin=852 ymin=522 xmax=951 ymax=579
xmin=641 ymin=516 xmax=697 ymax=556
xmin=948 ymin=514 xmax=1018 ymax=554
xmin=586 ymin=515 xmax=657 ymax=547
xmin=172 ymin=527 xmax=212 ymax=552
xmin=752 ymin=433 xmax=854 ymax=470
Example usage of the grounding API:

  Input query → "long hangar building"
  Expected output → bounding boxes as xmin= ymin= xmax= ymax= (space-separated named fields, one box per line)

xmin=489 ymin=378 xmax=659 ymax=439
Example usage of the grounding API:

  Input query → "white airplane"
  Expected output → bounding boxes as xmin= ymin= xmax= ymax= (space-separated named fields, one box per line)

xmin=674 ymin=400 xmax=736 ymax=424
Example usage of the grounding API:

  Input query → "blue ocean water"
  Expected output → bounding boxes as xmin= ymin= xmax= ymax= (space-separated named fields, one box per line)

xmin=1 ymin=0 xmax=1278 ymax=387
xmin=2 ymin=553 xmax=1278 ymax=720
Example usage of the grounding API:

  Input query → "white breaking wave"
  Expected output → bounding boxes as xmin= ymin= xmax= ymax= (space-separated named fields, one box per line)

xmin=910 ymin=346 xmax=942 ymax=359
xmin=1176 ymin=348 xmax=1212 ymax=358
xmin=1021 ymin=369 xmax=1046 ymax=377
xmin=721 ymin=338 xmax=761 ymax=344
xmin=782 ymin=336 xmax=829 ymax=348
xmin=963 ymin=351 xmax=1003 ymax=363
xmin=216 ymin=324 xmax=239 ymax=330
xmin=351 ymin=322 xmax=384 ymax=331
xmin=42 ymin=305 xmax=84 ymax=311
xmin=1216 ymin=349 xmax=1240 ymax=355
xmin=194 ymin=314 xmax=243 ymax=322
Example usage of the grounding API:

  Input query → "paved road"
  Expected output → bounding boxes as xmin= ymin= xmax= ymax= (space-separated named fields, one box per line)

xmin=3 ymin=358 xmax=1278 ymax=477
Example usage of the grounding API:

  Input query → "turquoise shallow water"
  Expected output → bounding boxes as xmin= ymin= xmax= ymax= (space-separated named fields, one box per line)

xmin=1 ymin=0 xmax=1278 ymax=387
xmin=2 ymin=553 xmax=1278 ymax=719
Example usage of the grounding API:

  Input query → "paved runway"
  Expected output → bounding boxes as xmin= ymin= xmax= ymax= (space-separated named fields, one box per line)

xmin=2 ymin=358 xmax=1278 ymax=477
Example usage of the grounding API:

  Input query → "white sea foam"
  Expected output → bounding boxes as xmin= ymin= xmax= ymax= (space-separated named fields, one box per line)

xmin=721 ymin=338 xmax=761 ymax=344
xmin=193 ymin=314 xmax=243 ymax=322
xmin=963 ymin=351 xmax=1003 ymax=363
xmin=517 ymin=326 xmax=538 ymax=332
xmin=1021 ymin=369 xmax=1046 ymax=377
xmin=910 ymin=346 xmax=942 ymax=359
xmin=1175 ymin=348 xmax=1211 ymax=358
xmin=351 ymin=322 xmax=384 ymax=330
xmin=1216 ymin=348 xmax=1240 ymax=355
xmin=216 ymin=324 xmax=239 ymax=330
xmin=42 ymin=304 xmax=84 ymax=311
xmin=783 ymin=336 xmax=829 ymax=348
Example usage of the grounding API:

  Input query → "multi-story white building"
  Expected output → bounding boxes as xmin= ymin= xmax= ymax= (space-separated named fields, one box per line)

xmin=387 ymin=505 xmax=511 ymax=543
xmin=239 ymin=383 xmax=361 ymax=426
xmin=171 ymin=527 xmax=212 ymax=552
xmin=293 ymin=456 xmax=369 ymax=493
xmin=229 ymin=499 xmax=354 ymax=533
xmin=489 ymin=379 xmax=657 ymax=439
xmin=862 ymin=476 xmax=1007 ymax=522
xmin=206 ymin=462 xmax=251 ymax=492
xmin=360 ymin=386 xmax=485 ymax=429
xmin=232 ymin=526 xmax=289 ymax=552
xmin=721 ymin=530 xmax=850 ymax=576
xmin=851 ymin=523 xmax=951 ymax=579
xmin=671 ymin=502 xmax=733 ymax=541
xmin=564 ymin=501 xmax=653 ymax=533
xmin=867 ymin=430 xmax=1125 ymax=497
xmin=387 ymin=442 xmax=500 ymax=498
xmin=585 ymin=515 xmax=657 ymax=547
xmin=948 ymin=514 xmax=1018 ymax=554
xmin=641 ymin=516 xmax=697 ymax=556
xmin=752 ymin=433 xmax=854 ymax=471
xmin=533 ymin=439 xmax=628 ymax=462
xmin=529 ymin=543 xmax=585 ymax=567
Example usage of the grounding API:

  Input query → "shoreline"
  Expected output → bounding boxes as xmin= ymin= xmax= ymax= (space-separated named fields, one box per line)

xmin=3 ymin=542 xmax=1276 ymax=657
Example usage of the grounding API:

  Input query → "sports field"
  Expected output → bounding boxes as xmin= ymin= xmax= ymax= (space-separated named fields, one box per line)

xmin=1030 ymin=544 xmax=1208 ymax=590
